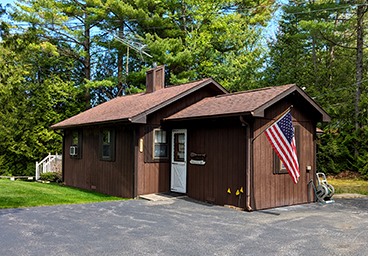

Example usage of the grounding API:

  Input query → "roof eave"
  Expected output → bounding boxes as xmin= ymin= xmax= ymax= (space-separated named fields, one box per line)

xmin=130 ymin=115 xmax=147 ymax=124
xmin=50 ymin=118 xmax=131 ymax=130
xmin=253 ymin=85 xmax=331 ymax=122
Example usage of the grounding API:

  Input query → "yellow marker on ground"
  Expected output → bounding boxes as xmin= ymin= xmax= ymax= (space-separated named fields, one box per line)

xmin=240 ymin=187 xmax=244 ymax=193
xmin=227 ymin=188 xmax=231 ymax=194
xmin=236 ymin=189 xmax=240 ymax=196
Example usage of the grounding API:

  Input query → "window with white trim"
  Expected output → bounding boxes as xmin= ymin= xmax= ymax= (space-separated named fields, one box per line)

xmin=153 ymin=129 xmax=168 ymax=159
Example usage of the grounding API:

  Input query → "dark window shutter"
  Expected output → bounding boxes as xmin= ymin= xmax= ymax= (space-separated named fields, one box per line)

xmin=78 ymin=130 xmax=83 ymax=159
xmin=110 ymin=128 xmax=116 ymax=162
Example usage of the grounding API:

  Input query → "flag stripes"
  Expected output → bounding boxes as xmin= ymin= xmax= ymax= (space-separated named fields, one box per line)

xmin=265 ymin=110 xmax=300 ymax=184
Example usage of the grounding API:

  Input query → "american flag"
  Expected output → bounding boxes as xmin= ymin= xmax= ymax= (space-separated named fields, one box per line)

xmin=265 ymin=110 xmax=300 ymax=184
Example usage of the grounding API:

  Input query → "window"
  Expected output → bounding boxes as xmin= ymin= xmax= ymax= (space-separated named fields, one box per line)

xmin=153 ymin=129 xmax=168 ymax=159
xmin=144 ymin=126 xmax=170 ymax=163
xmin=72 ymin=131 xmax=79 ymax=145
xmin=102 ymin=130 xmax=111 ymax=157
xmin=99 ymin=127 xmax=115 ymax=161
xmin=274 ymin=125 xmax=300 ymax=174
xmin=70 ymin=130 xmax=82 ymax=159
xmin=174 ymin=133 xmax=185 ymax=162
xmin=274 ymin=156 xmax=289 ymax=174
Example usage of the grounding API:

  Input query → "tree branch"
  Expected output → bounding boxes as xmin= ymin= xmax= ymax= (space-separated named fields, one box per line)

xmin=318 ymin=30 xmax=357 ymax=50
xmin=44 ymin=27 xmax=83 ymax=45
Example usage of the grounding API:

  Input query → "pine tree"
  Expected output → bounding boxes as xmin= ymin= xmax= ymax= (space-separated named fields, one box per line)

xmin=263 ymin=0 xmax=368 ymax=177
xmin=0 ymin=29 xmax=84 ymax=176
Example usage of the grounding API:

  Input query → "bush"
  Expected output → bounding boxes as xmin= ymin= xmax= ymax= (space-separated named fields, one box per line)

xmin=317 ymin=124 xmax=368 ymax=179
xmin=40 ymin=171 xmax=62 ymax=182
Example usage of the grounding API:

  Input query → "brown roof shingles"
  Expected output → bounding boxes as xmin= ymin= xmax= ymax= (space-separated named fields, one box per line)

xmin=51 ymin=78 xmax=216 ymax=129
xmin=165 ymin=84 xmax=296 ymax=120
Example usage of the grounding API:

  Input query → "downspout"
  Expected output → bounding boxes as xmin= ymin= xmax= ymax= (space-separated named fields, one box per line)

xmin=133 ymin=126 xmax=139 ymax=199
xmin=240 ymin=116 xmax=253 ymax=212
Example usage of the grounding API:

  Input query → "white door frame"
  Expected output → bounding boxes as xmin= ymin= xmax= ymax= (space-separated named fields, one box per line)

xmin=171 ymin=129 xmax=187 ymax=193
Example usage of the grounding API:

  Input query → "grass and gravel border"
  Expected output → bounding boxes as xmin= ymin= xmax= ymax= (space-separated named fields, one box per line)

xmin=1 ymin=170 xmax=367 ymax=209
xmin=0 ymin=179 xmax=125 ymax=209
xmin=328 ymin=178 xmax=368 ymax=196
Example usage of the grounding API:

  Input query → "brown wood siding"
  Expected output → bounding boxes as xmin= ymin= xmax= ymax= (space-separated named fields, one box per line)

xmin=137 ymin=86 xmax=218 ymax=196
xmin=63 ymin=124 xmax=134 ymax=198
xmin=252 ymin=100 xmax=315 ymax=210
xmin=185 ymin=118 xmax=247 ymax=208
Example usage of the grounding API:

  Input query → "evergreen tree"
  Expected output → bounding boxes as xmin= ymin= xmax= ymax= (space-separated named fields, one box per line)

xmin=11 ymin=0 xmax=107 ymax=109
xmin=0 ymin=29 xmax=84 ymax=176
xmin=263 ymin=0 xmax=368 ymax=177
xmin=2 ymin=0 xmax=276 ymax=176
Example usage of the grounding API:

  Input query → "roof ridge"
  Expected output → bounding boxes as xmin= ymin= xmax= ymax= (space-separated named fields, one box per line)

xmin=215 ymin=84 xmax=296 ymax=98
xmin=116 ymin=91 xmax=145 ymax=98
xmin=215 ymin=87 xmax=272 ymax=98
xmin=166 ymin=77 xmax=211 ymax=88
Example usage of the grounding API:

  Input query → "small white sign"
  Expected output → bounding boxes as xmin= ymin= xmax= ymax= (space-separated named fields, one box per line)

xmin=190 ymin=159 xmax=206 ymax=165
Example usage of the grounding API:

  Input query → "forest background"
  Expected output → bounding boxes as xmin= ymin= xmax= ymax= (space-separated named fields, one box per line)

xmin=0 ymin=0 xmax=367 ymax=178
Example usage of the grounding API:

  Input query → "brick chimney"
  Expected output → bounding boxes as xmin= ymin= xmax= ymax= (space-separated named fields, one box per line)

xmin=146 ymin=65 xmax=165 ymax=93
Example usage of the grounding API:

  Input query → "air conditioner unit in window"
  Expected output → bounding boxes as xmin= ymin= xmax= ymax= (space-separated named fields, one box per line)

xmin=70 ymin=146 xmax=78 ymax=156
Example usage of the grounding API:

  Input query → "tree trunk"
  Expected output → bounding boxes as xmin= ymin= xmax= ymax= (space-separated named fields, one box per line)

xmin=182 ymin=0 xmax=187 ymax=34
xmin=354 ymin=2 xmax=366 ymax=156
xmin=355 ymin=4 xmax=364 ymax=129
xmin=311 ymin=0 xmax=318 ymax=88
xmin=84 ymin=10 xmax=91 ymax=109
xmin=117 ymin=23 xmax=124 ymax=96
xmin=328 ymin=12 xmax=339 ymax=87
xmin=312 ymin=34 xmax=318 ymax=88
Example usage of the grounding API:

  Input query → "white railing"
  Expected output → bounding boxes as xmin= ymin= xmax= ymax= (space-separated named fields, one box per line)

xmin=35 ymin=153 xmax=62 ymax=180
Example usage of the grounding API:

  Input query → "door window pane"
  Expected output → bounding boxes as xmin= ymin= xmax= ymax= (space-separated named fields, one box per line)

xmin=174 ymin=133 xmax=185 ymax=162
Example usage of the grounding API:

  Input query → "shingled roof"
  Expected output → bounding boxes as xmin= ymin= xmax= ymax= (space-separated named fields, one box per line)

xmin=165 ymin=84 xmax=331 ymax=122
xmin=51 ymin=78 xmax=227 ymax=129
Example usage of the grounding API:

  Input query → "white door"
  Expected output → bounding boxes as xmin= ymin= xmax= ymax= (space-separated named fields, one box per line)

xmin=171 ymin=129 xmax=187 ymax=193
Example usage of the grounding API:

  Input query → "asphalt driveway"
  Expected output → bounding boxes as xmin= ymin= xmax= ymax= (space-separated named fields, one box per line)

xmin=1 ymin=197 xmax=367 ymax=256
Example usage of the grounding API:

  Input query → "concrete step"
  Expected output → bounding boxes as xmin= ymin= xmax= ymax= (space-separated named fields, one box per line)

xmin=139 ymin=192 xmax=187 ymax=201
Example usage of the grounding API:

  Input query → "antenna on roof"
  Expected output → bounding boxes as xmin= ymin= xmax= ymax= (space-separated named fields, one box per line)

xmin=106 ymin=30 xmax=155 ymax=95
xmin=106 ymin=30 xmax=153 ymax=61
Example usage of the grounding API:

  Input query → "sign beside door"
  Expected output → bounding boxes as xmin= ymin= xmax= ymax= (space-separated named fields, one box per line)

xmin=171 ymin=129 xmax=187 ymax=193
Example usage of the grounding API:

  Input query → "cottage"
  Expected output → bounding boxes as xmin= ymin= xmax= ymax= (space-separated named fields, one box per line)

xmin=51 ymin=65 xmax=330 ymax=211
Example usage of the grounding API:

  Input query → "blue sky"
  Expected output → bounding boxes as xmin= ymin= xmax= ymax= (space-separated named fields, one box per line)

xmin=0 ymin=0 xmax=13 ymax=6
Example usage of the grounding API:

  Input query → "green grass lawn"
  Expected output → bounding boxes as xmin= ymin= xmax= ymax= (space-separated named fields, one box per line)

xmin=0 ymin=179 xmax=124 ymax=209
xmin=328 ymin=178 xmax=368 ymax=196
